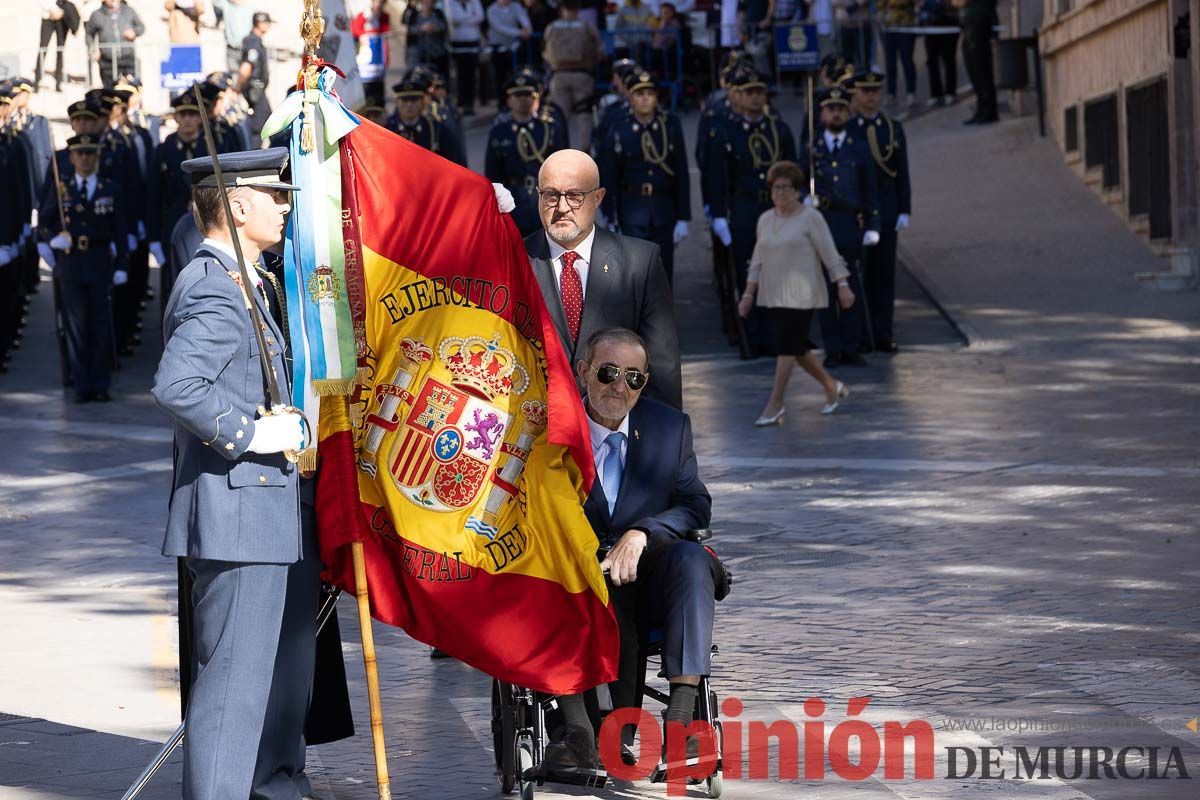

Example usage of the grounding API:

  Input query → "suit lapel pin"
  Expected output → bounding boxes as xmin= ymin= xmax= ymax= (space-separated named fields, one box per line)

xmin=634 ymin=429 xmax=640 ymax=440
xmin=603 ymin=264 xmax=609 ymax=273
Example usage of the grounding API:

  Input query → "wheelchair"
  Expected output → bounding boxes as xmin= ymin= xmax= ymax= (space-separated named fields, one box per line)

xmin=491 ymin=529 xmax=728 ymax=799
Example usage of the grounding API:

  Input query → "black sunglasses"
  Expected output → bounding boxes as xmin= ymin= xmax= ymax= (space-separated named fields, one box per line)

xmin=590 ymin=363 xmax=648 ymax=391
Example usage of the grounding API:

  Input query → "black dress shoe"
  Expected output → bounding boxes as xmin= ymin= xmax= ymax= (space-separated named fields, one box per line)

xmin=843 ymin=353 xmax=868 ymax=367
xmin=823 ymin=353 xmax=843 ymax=368
xmin=973 ymin=113 xmax=999 ymax=124
xmin=542 ymin=723 xmax=597 ymax=773
xmin=429 ymin=646 xmax=452 ymax=659
xmin=875 ymin=339 xmax=899 ymax=353
xmin=93 ymin=391 xmax=112 ymax=402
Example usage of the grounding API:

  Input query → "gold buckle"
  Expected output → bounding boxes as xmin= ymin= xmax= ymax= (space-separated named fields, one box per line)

xmin=76 ymin=234 xmax=89 ymax=252
xmin=641 ymin=183 xmax=654 ymax=196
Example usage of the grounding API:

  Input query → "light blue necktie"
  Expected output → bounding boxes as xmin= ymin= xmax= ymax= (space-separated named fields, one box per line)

xmin=601 ymin=431 xmax=626 ymax=515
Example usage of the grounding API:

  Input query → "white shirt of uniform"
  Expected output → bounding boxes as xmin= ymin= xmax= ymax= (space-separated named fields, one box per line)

xmin=546 ymin=224 xmax=596 ymax=303
xmin=587 ymin=409 xmax=630 ymax=503
xmin=201 ymin=237 xmax=263 ymax=289
xmin=823 ymin=130 xmax=847 ymax=152
xmin=76 ymin=173 xmax=97 ymax=201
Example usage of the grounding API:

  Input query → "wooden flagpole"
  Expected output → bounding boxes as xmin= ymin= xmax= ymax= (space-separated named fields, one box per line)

xmin=352 ymin=541 xmax=391 ymax=800
xmin=298 ymin=3 xmax=390 ymax=798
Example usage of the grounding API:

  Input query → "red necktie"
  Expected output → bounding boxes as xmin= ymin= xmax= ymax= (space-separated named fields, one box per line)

xmin=560 ymin=250 xmax=583 ymax=343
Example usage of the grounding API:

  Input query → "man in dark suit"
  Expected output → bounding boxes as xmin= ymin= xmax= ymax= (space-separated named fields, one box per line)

xmin=541 ymin=326 xmax=713 ymax=774
xmin=525 ymin=148 xmax=682 ymax=409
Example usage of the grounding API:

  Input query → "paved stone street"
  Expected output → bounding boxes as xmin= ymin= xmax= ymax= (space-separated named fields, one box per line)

xmin=2 ymin=90 xmax=1200 ymax=800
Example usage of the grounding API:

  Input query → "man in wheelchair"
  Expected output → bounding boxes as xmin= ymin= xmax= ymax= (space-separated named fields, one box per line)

xmin=543 ymin=326 xmax=718 ymax=777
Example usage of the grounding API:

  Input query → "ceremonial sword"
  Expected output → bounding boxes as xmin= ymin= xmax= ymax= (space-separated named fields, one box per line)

xmin=192 ymin=84 xmax=308 ymax=462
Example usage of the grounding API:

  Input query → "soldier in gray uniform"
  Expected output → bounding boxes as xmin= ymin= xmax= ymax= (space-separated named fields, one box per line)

xmin=153 ymin=147 xmax=322 ymax=800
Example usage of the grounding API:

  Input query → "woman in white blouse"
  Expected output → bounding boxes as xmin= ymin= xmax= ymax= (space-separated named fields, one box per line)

xmin=738 ymin=161 xmax=855 ymax=426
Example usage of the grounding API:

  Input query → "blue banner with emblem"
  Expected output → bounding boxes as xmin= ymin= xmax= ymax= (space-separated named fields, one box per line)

xmin=774 ymin=23 xmax=820 ymax=72
xmin=160 ymin=45 xmax=204 ymax=89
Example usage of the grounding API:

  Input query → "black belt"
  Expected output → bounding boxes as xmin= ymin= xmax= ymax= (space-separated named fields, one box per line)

xmin=623 ymin=181 xmax=674 ymax=197
xmin=734 ymin=189 xmax=771 ymax=202
xmin=70 ymin=236 xmax=110 ymax=253
xmin=817 ymin=195 xmax=864 ymax=216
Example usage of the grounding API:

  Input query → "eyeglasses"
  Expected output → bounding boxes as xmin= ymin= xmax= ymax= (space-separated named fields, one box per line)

xmin=538 ymin=187 xmax=600 ymax=209
xmin=589 ymin=363 xmax=648 ymax=391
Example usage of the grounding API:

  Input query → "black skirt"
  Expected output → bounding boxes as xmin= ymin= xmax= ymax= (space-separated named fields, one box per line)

xmin=767 ymin=306 xmax=817 ymax=356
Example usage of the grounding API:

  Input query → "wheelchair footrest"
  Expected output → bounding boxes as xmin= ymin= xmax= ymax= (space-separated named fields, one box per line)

xmin=528 ymin=766 xmax=609 ymax=789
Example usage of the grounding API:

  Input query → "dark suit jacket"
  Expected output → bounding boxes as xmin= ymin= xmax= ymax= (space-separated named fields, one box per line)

xmin=582 ymin=398 xmax=710 ymax=551
xmin=526 ymin=227 xmax=683 ymax=409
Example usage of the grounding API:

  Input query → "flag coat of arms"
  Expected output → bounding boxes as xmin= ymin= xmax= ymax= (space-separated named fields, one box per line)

xmin=315 ymin=116 xmax=619 ymax=695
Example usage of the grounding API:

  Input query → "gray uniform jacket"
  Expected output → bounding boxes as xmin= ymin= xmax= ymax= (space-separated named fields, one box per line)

xmin=154 ymin=244 xmax=301 ymax=565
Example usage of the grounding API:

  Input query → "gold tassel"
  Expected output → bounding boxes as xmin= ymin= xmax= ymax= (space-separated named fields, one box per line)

xmin=298 ymin=446 xmax=320 ymax=477
xmin=313 ymin=378 xmax=357 ymax=396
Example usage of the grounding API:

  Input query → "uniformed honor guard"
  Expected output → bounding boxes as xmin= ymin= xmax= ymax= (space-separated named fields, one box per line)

xmin=100 ymin=85 xmax=155 ymax=355
xmin=485 ymin=71 xmax=568 ymax=237
xmin=238 ymin=12 xmax=274 ymax=138
xmin=154 ymin=147 xmax=331 ymax=800
xmin=809 ymin=85 xmax=880 ymax=367
xmin=596 ymin=70 xmax=690 ymax=282
xmin=591 ymin=58 xmax=639 ymax=155
xmin=850 ymin=69 xmax=910 ymax=353
xmin=0 ymin=85 xmax=34 ymax=371
xmin=703 ymin=63 xmax=797 ymax=355
xmin=37 ymin=134 xmax=128 ymax=402
xmin=151 ymin=92 xmax=213 ymax=306
xmin=385 ymin=71 xmax=466 ymax=166
xmin=425 ymin=69 xmax=467 ymax=163
xmin=4 ymin=77 xmax=52 ymax=321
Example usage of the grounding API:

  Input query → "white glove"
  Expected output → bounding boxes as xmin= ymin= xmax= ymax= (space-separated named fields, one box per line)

xmin=112 ymin=269 xmax=128 ymax=286
xmin=711 ymin=217 xmax=732 ymax=247
xmin=803 ymin=194 xmax=816 ymax=207
xmin=862 ymin=230 xmax=880 ymax=247
xmin=492 ymin=182 xmax=515 ymax=214
xmin=38 ymin=242 xmax=56 ymax=269
xmin=126 ymin=233 xmax=138 ymax=252
xmin=49 ymin=233 xmax=71 ymax=251
xmin=672 ymin=220 xmax=689 ymax=245
xmin=247 ymin=412 xmax=305 ymax=455
xmin=895 ymin=213 xmax=910 ymax=231
xmin=150 ymin=241 xmax=166 ymax=265
xmin=137 ymin=220 xmax=146 ymax=240
xmin=0 ymin=245 xmax=14 ymax=267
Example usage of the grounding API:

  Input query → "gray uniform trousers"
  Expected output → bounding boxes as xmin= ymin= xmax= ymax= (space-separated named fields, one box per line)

xmin=185 ymin=503 xmax=319 ymax=800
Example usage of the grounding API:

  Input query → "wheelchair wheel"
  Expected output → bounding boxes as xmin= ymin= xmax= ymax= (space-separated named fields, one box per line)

xmin=707 ymin=719 xmax=724 ymax=797
xmin=492 ymin=681 xmax=517 ymax=793
xmin=516 ymin=734 xmax=535 ymax=800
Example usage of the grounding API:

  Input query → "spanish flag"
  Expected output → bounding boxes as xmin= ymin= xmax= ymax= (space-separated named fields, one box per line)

xmin=316 ymin=117 xmax=619 ymax=695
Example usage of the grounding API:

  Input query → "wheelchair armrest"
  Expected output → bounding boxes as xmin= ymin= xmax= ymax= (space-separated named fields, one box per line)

xmin=684 ymin=528 xmax=712 ymax=543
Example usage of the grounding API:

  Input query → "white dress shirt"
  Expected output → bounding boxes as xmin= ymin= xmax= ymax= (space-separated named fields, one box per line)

xmin=823 ymin=129 xmax=847 ymax=153
xmin=587 ymin=409 xmax=630 ymax=503
xmin=201 ymin=237 xmax=263 ymax=289
xmin=546 ymin=225 xmax=596 ymax=302
xmin=76 ymin=173 xmax=97 ymax=201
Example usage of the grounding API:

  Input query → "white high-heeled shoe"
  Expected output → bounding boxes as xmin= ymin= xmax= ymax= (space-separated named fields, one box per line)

xmin=754 ymin=407 xmax=786 ymax=427
xmin=821 ymin=383 xmax=850 ymax=415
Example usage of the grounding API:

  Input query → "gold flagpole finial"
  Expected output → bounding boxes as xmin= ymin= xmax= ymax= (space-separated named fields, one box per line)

xmin=297 ymin=0 xmax=326 ymax=152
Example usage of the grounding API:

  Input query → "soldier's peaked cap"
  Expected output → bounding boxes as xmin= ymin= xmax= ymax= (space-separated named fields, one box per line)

xmin=183 ymin=147 xmax=301 ymax=191
xmin=851 ymin=68 xmax=884 ymax=90
xmin=504 ymin=72 xmax=538 ymax=95
xmin=818 ymin=86 xmax=851 ymax=107
xmin=625 ymin=70 xmax=656 ymax=93
xmin=67 ymin=134 xmax=101 ymax=151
